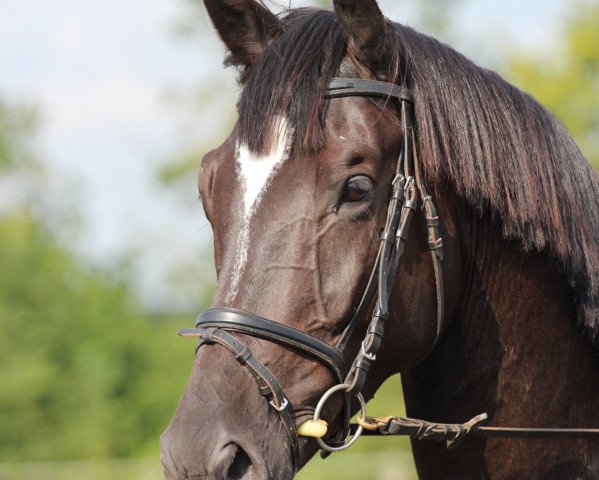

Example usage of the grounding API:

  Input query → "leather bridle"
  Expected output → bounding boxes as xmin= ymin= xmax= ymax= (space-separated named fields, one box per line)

xmin=179 ymin=77 xmax=444 ymax=471
xmin=177 ymin=77 xmax=599 ymax=473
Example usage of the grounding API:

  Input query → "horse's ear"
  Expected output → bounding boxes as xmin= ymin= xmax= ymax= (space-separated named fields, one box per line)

xmin=332 ymin=0 xmax=394 ymax=76
xmin=204 ymin=0 xmax=282 ymax=74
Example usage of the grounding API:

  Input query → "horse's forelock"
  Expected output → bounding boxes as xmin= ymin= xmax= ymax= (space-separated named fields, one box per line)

xmin=236 ymin=9 xmax=347 ymax=155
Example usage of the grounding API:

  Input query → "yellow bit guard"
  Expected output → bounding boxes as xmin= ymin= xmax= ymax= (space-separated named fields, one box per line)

xmin=297 ymin=419 xmax=328 ymax=438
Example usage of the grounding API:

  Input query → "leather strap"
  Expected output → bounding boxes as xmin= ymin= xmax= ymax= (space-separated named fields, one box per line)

xmin=333 ymin=77 xmax=419 ymax=362
xmin=193 ymin=308 xmax=347 ymax=382
xmin=335 ymin=79 xmax=426 ymax=396
xmin=413 ymin=130 xmax=445 ymax=349
xmin=179 ymin=305 xmax=350 ymax=471
xmin=179 ymin=327 xmax=300 ymax=468
xmin=353 ymin=413 xmax=599 ymax=449
xmin=326 ymin=78 xmax=413 ymax=102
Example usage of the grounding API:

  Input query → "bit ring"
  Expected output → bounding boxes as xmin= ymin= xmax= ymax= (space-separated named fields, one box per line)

xmin=313 ymin=384 xmax=367 ymax=452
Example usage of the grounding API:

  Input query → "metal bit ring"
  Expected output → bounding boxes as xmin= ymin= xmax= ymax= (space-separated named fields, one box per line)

xmin=313 ymin=384 xmax=367 ymax=452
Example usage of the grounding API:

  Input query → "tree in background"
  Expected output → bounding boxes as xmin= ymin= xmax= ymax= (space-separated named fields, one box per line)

xmin=0 ymin=99 xmax=191 ymax=462
xmin=508 ymin=0 xmax=599 ymax=166
xmin=1 ymin=0 xmax=595 ymax=474
xmin=0 ymin=101 xmax=36 ymax=171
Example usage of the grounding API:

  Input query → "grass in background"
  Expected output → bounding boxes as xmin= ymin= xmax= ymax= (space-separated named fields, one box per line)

xmin=0 ymin=451 xmax=417 ymax=480
xmin=0 ymin=374 xmax=417 ymax=480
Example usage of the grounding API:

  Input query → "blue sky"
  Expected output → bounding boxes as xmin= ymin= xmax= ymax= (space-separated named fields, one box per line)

xmin=0 ymin=0 xmax=564 ymax=310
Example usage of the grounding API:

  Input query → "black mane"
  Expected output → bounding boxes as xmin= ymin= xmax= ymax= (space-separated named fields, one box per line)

xmin=235 ymin=8 xmax=599 ymax=342
xmin=236 ymin=9 xmax=347 ymax=153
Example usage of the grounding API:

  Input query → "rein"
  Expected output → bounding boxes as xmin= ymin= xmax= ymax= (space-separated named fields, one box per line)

xmin=352 ymin=413 xmax=599 ymax=448
xmin=178 ymin=77 xmax=599 ymax=472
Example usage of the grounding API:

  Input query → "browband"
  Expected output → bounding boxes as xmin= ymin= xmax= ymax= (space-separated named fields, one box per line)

xmin=325 ymin=77 xmax=413 ymax=103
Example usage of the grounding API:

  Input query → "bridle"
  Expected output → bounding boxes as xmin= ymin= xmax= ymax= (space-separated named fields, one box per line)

xmin=178 ymin=77 xmax=599 ymax=472
xmin=179 ymin=76 xmax=444 ymax=470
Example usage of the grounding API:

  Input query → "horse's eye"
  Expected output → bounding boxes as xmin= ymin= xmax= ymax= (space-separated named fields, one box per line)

xmin=341 ymin=176 xmax=373 ymax=203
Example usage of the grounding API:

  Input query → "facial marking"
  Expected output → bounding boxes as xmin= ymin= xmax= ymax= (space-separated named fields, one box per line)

xmin=225 ymin=117 xmax=293 ymax=303
xmin=237 ymin=118 xmax=292 ymax=215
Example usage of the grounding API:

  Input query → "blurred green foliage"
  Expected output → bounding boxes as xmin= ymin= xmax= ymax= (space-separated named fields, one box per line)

xmin=0 ymin=100 xmax=37 ymax=171
xmin=508 ymin=0 xmax=599 ymax=166
xmin=0 ymin=212 xmax=192 ymax=461
xmin=1 ymin=0 xmax=597 ymax=478
xmin=0 ymin=101 xmax=192 ymax=463
xmin=0 ymin=450 xmax=417 ymax=480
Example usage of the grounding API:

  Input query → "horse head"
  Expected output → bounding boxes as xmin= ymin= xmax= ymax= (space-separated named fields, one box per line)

xmin=161 ymin=1 xmax=599 ymax=479
xmin=161 ymin=1 xmax=456 ymax=478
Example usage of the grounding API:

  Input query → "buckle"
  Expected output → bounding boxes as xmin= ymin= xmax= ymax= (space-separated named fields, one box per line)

xmin=392 ymin=174 xmax=405 ymax=187
xmin=270 ymin=397 xmax=289 ymax=412
xmin=361 ymin=341 xmax=377 ymax=361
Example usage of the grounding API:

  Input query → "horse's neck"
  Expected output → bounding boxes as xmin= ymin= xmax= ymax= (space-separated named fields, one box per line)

xmin=402 ymin=208 xmax=599 ymax=479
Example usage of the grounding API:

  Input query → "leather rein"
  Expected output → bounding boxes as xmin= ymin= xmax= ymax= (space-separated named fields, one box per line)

xmin=178 ymin=78 xmax=599 ymax=472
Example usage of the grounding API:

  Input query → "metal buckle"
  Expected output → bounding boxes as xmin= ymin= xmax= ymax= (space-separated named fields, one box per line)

xmin=392 ymin=173 xmax=405 ymax=187
xmin=361 ymin=341 xmax=376 ymax=361
xmin=270 ymin=397 xmax=289 ymax=412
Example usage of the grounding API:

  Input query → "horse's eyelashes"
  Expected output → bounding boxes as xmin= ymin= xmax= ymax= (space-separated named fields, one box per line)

xmin=341 ymin=175 xmax=374 ymax=203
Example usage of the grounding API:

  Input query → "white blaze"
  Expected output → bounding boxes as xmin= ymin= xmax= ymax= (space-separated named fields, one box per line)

xmin=225 ymin=117 xmax=293 ymax=302
xmin=237 ymin=118 xmax=292 ymax=215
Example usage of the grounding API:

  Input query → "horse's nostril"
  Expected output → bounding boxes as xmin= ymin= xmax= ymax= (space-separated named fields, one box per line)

xmin=226 ymin=444 xmax=253 ymax=480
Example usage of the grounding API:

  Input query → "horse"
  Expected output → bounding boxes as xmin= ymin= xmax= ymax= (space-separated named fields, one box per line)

xmin=160 ymin=1 xmax=599 ymax=478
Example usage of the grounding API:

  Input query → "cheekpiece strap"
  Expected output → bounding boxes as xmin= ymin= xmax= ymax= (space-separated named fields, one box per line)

xmin=179 ymin=325 xmax=300 ymax=469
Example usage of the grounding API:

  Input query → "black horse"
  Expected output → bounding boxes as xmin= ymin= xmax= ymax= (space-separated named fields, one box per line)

xmin=161 ymin=1 xmax=599 ymax=478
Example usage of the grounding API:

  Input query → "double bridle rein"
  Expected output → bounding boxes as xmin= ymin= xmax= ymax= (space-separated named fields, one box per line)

xmin=178 ymin=78 xmax=599 ymax=472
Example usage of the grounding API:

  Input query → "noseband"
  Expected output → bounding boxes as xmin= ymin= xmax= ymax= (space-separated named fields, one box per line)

xmin=179 ymin=77 xmax=445 ymax=471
